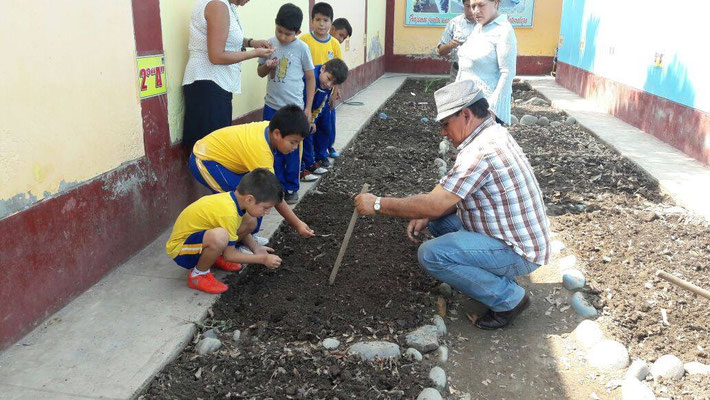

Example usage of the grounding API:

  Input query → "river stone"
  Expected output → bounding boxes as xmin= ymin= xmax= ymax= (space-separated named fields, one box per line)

xmin=526 ymin=96 xmax=548 ymax=106
xmin=627 ymin=359 xmax=650 ymax=380
xmin=438 ymin=282 xmax=453 ymax=298
xmin=429 ymin=366 xmax=447 ymax=392
xmin=421 ymin=117 xmax=430 ymax=122
xmin=587 ymin=340 xmax=630 ymax=371
xmin=232 ymin=329 xmax=241 ymax=343
xmin=417 ymin=388 xmax=443 ymax=400
xmin=562 ymin=269 xmax=586 ymax=291
xmin=537 ymin=116 xmax=550 ymax=126
xmin=650 ymin=355 xmax=684 ymax=380
xmin=622 ymin=378 xmax=656 ymax=400
xmin=322 ymin=338 xmax=340 ymax=350
xmin=196 ymin=337 xmax=222 ymax=355
xmin=348 ymin=341 xmax=401 ymax=361
xmin=203 ymin=328 xmax=219 ymax=339
xmin=573 ymin=320 xmax=603 ymax=349
xmin=436 ymin=346 xmax=449 ymax=364
xmin=685 ymin=361 xmax=710 ymax=375
xmin=378 ymin=112 xmax=388 ymax=119
xmin=510 ymin=115 xmax=519 ymax=125
xmin=558 ymin=255 xmax=578 ymax=270
xmin=572 ymin=292 xmax=598 ymax=318
xmin=565 ymin=116 xmax=577 ymax=125
xmin=520 ymin=115 xmax=538 ymax=125
xmin=406 ymin=325 xmax=440 ymax=353
xmin=432 ymin=315 xmax=447 ymax=337
xmin=405 ymin=347 xmax=423 ymax=361
xmin=550 ymin=121 xmax=562 ymax=128
xmin=551 ymin=239 xmax=565 ymax=253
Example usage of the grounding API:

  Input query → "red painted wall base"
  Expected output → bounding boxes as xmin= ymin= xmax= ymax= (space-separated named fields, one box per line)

xmin=556 ymin=62 xmax=709 ymax=165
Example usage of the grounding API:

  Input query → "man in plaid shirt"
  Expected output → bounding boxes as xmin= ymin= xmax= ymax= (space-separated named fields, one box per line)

xmin=355 ymin=80 xmax=550 ymax=329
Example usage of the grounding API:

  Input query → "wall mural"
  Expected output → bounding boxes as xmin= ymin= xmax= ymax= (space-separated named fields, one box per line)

xmin=405 ymin=0 xmax=535 ymax=27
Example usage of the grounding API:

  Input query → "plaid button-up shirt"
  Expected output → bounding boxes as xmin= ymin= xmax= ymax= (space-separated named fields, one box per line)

xmin=440 ymin=118 xmax=551 ymax=265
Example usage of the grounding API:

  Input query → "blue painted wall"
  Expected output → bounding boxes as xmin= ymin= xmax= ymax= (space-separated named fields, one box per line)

xmin=558 ymin=0 xmax=709 ymax=113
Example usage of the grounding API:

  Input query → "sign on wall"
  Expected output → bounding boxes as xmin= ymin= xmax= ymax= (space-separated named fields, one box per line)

xmin=405 ymin=0 xmax=535 ymax=27
xmin=136 ymin=55 xmax=167 ymax=99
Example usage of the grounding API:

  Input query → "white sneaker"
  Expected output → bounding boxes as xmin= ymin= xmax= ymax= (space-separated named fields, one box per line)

xmin=237 ymin=246 xmax=253 ymax=255
xmin=253 ymin=235 xmax=269 ymax=246
xmin=312 ymin=167 xmax=328 ymax=174
xmin=301 ymin=172 xmax=318 ymax=182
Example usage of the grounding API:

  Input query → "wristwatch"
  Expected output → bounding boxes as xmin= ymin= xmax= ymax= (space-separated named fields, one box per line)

xmin=373 ymin=197 xmax=382 ymax=213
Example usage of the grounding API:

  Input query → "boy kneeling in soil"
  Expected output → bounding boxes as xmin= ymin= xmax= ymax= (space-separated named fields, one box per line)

xmin=190 ymin=105 xmax=315 ymax=248
xmin=166 ymin=169 xmax=284 ymax=294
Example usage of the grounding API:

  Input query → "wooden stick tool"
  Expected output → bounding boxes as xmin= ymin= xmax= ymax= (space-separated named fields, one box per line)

xmin=329 ymin=183 xmax=370 ymax=285
xmin=656 ymin=269 xmax=710 ymax=300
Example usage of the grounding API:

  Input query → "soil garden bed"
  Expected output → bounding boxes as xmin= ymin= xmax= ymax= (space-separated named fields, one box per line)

xmin=142 ymin=79 xmax=709 ymax=399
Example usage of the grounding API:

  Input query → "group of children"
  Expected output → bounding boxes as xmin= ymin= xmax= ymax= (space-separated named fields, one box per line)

xmin=166 ymin=2 xmax=352 ymax=294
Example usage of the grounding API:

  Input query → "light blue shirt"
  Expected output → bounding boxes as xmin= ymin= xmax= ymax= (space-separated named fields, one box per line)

xmin=438 ymin=14 xmax=477 ymax=62
xmin=456 ymin=14 xmax=517 ymax=125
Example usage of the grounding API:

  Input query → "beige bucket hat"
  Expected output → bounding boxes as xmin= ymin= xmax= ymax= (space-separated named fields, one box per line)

xmin=434 ymin=79 xmax=485 ymax=121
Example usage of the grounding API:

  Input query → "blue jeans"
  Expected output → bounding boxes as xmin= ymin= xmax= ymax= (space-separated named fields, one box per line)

xmin=417 ymin=213 xmax=539 ymax=311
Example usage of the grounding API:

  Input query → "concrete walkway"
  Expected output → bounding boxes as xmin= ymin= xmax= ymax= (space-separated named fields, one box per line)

xmin=0 ymin=74 xmax=409 ymax=400
xmin=525 ymin=76 xmax=710 ymax=222
xmin=2 ymin=74 xmax=708 ymax=400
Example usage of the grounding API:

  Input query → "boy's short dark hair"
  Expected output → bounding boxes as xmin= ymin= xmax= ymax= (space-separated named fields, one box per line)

xmin=269 ymin=104 xmax=310 ymax=138
xmin=323 ymin=58 xmax=348 ymax=85
xmin=312 ymin=2 xmax=334 ymax=21
xmin=237 ymin=168 xmax=284 ymax=204
xmin=332 ymin=18 xmax=352 ymax=37
xmin=275 ymin=3 xmax=303 ymax=32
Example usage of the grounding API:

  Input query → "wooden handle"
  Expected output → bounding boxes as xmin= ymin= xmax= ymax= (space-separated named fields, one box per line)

xmin=329 ymin=183 xmax=370 ymax=285
xmin=656 ymin=270 xmax=710 ymax=300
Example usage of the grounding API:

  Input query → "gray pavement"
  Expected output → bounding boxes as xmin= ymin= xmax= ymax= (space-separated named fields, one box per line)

xmin=525 ymin=76 xmax=710 ymax=222
xmin=0 ymin=74 xmax=408 ymax=400
xmin=2 ymin=73 xmax=707 ymax=400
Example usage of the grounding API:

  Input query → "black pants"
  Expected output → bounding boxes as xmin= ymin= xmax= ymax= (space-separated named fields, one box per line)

xmin=182 ymin=80 xmax=233 ymax=148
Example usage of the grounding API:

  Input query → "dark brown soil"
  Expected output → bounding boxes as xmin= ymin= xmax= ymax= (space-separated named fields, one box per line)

xmin=142 ymin=79 xmax=709 ymax=399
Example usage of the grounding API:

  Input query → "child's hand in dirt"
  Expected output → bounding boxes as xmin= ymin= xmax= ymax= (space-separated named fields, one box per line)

xmin=295 ymin=221 xmax=315 ymax=238
xmin=261 ymin=252 xmax=281 ymax=269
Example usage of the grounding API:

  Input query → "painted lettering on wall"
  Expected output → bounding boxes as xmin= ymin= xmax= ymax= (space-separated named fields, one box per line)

xmin=136 ymin=55 xmax=167 ymax=99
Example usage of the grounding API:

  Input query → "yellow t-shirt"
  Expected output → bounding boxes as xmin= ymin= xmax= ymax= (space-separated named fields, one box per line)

xmin=299 ymin=32 xmax=342 ymax=65
xmin=165 ymin=192 xmax=244 ymax=259
xmin=193 ymin=121 xmax=274 ymax=174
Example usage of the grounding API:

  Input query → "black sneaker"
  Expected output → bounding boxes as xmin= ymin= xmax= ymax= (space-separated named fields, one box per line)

xmin=318 ymin=158 xmax=332 ymax=168
xmin=284 ymin=190 xmax=299 ymax=204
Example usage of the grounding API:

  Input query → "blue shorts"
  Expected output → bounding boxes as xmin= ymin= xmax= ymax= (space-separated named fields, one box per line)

xmin=172 ymin=230 xmax=207 ymax=269
xmin=189 ymin=153 xmax=244 ymax=193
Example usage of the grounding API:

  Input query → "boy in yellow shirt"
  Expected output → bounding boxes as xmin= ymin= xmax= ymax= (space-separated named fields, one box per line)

xmin=166 ymin=169 xmax=283 ymax=294
xmin=190 ymin=105 xmax=315 ymax=240
xmin=300 ymin=3 xmax=345 ymax=169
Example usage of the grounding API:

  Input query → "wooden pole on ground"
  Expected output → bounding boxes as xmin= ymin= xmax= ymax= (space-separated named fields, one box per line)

xmin=329 ymin=183 xmax=370 ymax=285
xmin=656 ymin=269 xmax=710 ymax=300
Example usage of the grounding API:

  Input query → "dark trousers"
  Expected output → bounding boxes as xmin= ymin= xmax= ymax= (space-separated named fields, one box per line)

xmin=182 ymin=80 xmax=233 ymax=148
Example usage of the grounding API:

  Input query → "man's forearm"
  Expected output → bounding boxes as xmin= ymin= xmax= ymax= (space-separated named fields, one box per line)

xmin=380 ymin=194 xmax=454 ymax=219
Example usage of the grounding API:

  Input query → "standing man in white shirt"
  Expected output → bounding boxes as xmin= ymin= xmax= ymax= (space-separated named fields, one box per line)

xmin=436 ymin=0 xmax=477 ymax=81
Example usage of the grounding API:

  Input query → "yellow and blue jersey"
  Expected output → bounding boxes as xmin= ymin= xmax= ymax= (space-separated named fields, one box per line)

xmin=305 ymin=65 xmax=333 ymax=122
xmin=165 ymin=192 xmax=245 ymax=259
xmin=299 ymin=32 xmax=342 ymax=66
xmin=193 ymin=121 xmax=274 ymax=174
